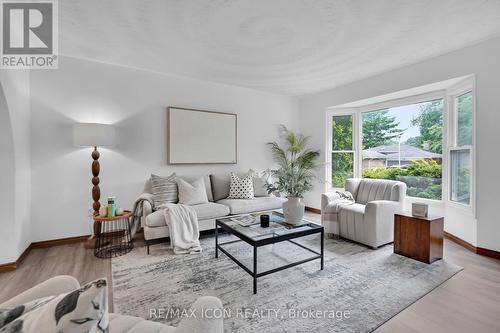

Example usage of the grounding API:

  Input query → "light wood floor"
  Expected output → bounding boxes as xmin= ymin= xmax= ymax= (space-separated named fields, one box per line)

xmin=0 ymin=214 xmax=499 ymax=332
xmin=375 ymin=238 xmax=500 ymax=333
xmin=0 ymin=241 xmax=114 ymax=310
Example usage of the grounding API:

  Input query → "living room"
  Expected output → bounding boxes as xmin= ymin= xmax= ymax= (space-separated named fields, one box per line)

xmin=1 ymin=1 xmax=499 ymax=332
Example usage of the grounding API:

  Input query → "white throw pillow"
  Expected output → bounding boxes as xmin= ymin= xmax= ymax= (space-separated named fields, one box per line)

xmin=0 ymin=279 xmax=109 ymax=333
xmin=176 ymin=177 xmax=209 ymax=205
xmin=228 ymin=172 xmax=254 ymax=199
xmin=150 ymin=173 xmax=178 ymax=208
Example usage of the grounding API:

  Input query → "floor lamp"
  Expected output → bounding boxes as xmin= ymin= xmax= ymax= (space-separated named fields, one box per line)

xmin=73 ymin=123 xmax=116 ymax=247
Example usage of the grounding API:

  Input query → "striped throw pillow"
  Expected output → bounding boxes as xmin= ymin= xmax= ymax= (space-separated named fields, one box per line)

xmin=150 ymin=173 xmax=178 ymax=208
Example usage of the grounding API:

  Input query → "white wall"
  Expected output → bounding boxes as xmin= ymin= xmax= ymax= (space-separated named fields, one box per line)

xmin=0 ymin=70 xmax=31 ymax=263
xmin=29 ymin=56 xmax=299 ymax=242
xmin=0 ymin=78 xmax=16 ymax=263
xmin=298 ymin=37 xmax=500 ymax=251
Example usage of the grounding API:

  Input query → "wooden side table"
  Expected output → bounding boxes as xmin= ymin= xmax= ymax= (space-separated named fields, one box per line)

xmin=93 ymin=211 xmax=134 ymax=258
xmin=394 ymin=213 xmax=444 ymax=264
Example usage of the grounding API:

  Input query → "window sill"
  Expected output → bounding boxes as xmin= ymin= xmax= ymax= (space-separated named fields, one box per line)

xmin=405 ymin=196 xmax=443 ymax=204
xmin=446 ymin=200 xmax=474 ymax=215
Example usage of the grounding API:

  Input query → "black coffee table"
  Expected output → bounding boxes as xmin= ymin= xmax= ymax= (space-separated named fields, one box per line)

xmin=215 ymin=211 xmax=324 ymax=294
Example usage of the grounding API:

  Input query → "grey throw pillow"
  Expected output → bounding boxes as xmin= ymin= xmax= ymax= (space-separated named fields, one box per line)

xmin=176 ymin=177 xmax=209 ymax=205
xmin=150 ymin=173 xmax=178 ymax=208
xmin=210 ymin=174 xmax=231 ymax=201
xmin=0 ymin=279 xmax=109 ymax=333
xmin=181 ymin=175 xmax=214 ymax=202
xmin=249 ymin=169 xmax=271 ymax=197
xmin=228 ymin=172 xmax=254 ymax=199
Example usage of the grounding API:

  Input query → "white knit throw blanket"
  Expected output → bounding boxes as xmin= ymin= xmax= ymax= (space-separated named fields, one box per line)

xmin=328 ymin=190 xmax=355 ymax=212
xmin=161 ymin=203 xmax=202 ymax=254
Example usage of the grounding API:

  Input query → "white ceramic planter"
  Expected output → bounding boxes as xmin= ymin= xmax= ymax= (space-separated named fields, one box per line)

xmin=283 ymin=197 xmax=305 ymax=225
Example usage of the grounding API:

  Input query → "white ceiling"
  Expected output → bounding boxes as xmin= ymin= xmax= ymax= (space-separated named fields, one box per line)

xmin=60 ymin=0 xmax=500 ymax=96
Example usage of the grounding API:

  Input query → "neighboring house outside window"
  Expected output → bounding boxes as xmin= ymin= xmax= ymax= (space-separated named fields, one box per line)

xmin=359 ymin=99 xmax=444 ymax=200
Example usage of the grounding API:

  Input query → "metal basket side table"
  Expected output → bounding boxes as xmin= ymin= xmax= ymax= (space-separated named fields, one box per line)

xmin=93 ymin=211 xmax=133 ymax=258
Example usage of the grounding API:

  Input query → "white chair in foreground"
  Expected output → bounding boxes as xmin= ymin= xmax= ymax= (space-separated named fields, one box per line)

xmin=0 ymin=276 xmax=224 ymax=333
xmin=321 ymin=178 xmax=407 ymax=249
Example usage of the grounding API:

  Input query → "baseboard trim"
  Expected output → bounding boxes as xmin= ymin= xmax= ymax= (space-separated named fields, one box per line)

xmin=476 ymin=247 xmax=500 ymax=260
xmin=305 ymin=206 xmax=321 ymax=214
xmin=0 ymin=235 xmax=90 ymax=273
xmin=444 ymin=231 xmax=500 ymax=260
xmin=0 ymin=244 xmax=34 ymax=273
xmin=31 ymin=235 xmax=91 ymax=249
xmin=444 ymin=232 xmax=476 ymax=253
xmin=0 ymin=262 xmax=17 ymax=273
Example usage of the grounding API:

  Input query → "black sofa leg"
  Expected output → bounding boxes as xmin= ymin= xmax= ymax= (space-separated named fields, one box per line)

xmin=146 ymin=240 xmax=150 ymax=255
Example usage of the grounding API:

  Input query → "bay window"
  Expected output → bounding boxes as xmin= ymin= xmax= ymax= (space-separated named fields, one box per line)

xmin=327 ymin=78 xmax=475 ymax=210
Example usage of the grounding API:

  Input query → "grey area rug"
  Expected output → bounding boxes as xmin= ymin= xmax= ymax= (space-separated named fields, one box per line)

xmin=112 ymin=234 xmax=462 ymax=332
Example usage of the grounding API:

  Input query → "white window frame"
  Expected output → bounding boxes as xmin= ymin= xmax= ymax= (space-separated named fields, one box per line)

xmin=446 ymin=78 xmax=476 ymax=215
xmin=325 ymin=109 xmax=358 ymax=190
xmin=449 ymin=147 xmax=473 ymax=203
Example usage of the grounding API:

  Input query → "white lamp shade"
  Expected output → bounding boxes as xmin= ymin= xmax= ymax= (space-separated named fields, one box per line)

xmin=73 ymin=123 xmax=116 ymax=147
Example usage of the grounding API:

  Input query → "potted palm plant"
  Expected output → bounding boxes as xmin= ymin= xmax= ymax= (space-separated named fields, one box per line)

xmin=266 ymin=125 xmax=320 ymax=224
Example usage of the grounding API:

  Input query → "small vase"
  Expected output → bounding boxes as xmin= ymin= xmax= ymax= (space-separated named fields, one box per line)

xmin=283 ymin=197 xmax=305 ymax=225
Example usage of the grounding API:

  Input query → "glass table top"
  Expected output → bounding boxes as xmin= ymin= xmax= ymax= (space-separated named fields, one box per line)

xmin=217 ymin=211 xmax=322 ymax=242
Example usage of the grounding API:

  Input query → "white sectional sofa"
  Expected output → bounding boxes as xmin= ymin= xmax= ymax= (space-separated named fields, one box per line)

xmin=140 ymin=173 xmax=286 ymax=254
xmin=321 ymin=178 xmax=406 ymax=249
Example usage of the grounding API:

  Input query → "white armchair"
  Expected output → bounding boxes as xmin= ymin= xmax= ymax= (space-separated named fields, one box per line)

xmin=321 ymin=178 xmax=406 ymax=248
xmin=0 ymin=276 xmax=224 ymax=333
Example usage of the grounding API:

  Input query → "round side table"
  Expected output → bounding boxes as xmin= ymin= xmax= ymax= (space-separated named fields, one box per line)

xmin=93 ymin=211 xmax=133 ymax=258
